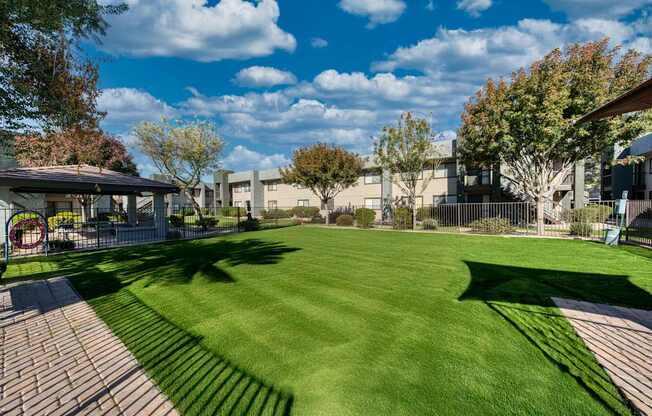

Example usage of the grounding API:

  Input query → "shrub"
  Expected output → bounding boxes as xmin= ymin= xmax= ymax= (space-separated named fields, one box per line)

xmin=569 ymin=222 xmax=593 ymax=237
xmin=196 ymin=217 xmax=218 ymax=230
xmin=11 ymin=212 xmax=40 ymax=231
xmin=0 ymin=260 xmax=6 ymax=278
xmin=336 ymin=214 xmax=354 ymax=226
xmin=48 ymin=212 xmax=81 ymax=230
xmin=48 ymin=239 xmax=75 ymax=251
xmin=221 ymin=206 xmax=246 ymax=217
xmin=290 ymin=206 xmax=320 ymax=218
xmin=469 ymin=217 xmax=514 ymax=234
xmin=393 ymin=207 xmax=413 ymax=229
xmin=422 ymin=218 xmax=439 ymax=230
xmin=310 ymin=214 xmax=325 ymax=224
xmin=239 ymin=218 xmax=261 ymax=231
xmin=416 ymin=207 xmax=434 ymax=221
xmin=169 ymin=214 xmax=184 ymax=228
xmin=261 ymin=209 xmax=290 ymax=219
xmin=564 ymin=204 xmax=612 ymax=223
xmin=355 ymin=208 xmax=375 ymax=228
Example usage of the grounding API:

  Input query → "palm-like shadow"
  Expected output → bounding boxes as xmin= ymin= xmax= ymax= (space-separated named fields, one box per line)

xmin=459 ymin=261 xmax=650 ymax=415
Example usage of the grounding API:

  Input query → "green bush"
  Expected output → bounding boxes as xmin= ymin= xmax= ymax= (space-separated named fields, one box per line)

xmin=48 ymin=239 xmax=75 ymax=251
xmin=469 ymin=217 xmax=514 ymax=234
xmin=239 ymin=218 xmax=261 ymax=231
xmin=48 ymin=212 xmax=81 ymax=230
xmin=310 ymin=214 xmax=325 ymax=224
xmin=261 ymin=209 xmax=290 ymax=219
xmin=169 ymin=214 xmax=184 ymax=228
xmin=336 ymin=214 xmax=354 ymax=226
xmin=0 ymin=260 xmax=6 ymax=278
xmin=196 ymin=216 xmax=218 ymax=230
xmin=569 ymin=222 xmax=593 ymax=237
xmin=221 ymin=207 xmax=246 ymax=217
xmin=416 ymin=207 xmax=434 ymax=221
xmin=564 ymin=204 xmax=612 ymax=223
xmin=393 ymin=207 xmax=412 ymax=230
xmin=11 ymin=212 xmax=40 ymax=231
xmin=290 ymin=206 xmax=320 ymax=218
xmin=422 ymin=218 xmax=439 ymax=230
xmin=355 ymin=208 xmax=375 ymax=228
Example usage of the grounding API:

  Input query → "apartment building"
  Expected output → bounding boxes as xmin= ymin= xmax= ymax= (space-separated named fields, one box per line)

xmin=150 ymin=174 xmax=215 ymax=211
xmin=213 ymin=140 xmax=460 ymax=214
xmin=605 ymin=133 xmax=652 ymax=200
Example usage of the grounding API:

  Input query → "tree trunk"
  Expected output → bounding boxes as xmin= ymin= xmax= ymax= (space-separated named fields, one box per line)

xmin=412 ymin=203 xmax=417 ymax=230
xmin=536 ymin=196 xmax=545 ymax=236
xmin=323 ymin=199 xmax=330 ymax=225
xmin=185 ymin=188 xmax=203 ymax=221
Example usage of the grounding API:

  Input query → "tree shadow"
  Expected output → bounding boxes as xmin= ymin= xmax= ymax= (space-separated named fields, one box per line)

xmin=459 ymin=261 xmax=651 ymax=415
xmin=13 ymin=237 xmax=301 ymax=298
xmin=85 ymin=284 xmax=293 ymax=416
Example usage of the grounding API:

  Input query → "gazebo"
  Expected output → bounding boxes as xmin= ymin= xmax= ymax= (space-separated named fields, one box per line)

xmin=0 ymin=164 xmax=179 ymax=255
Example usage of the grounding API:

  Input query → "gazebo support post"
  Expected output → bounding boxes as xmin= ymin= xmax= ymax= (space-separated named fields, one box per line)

xmin=153 ymin=192 xmax=168 ymax=240
xmin=127 ymin=194 xmax=137 ymax=226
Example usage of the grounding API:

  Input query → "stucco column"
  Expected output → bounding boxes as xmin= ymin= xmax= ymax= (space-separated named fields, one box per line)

xmin=573 ymin=160 xmax=585 ymax=208
xmin=127 ymin=194 xmax=137 ymax=226
xmin=153 ymin=192 xmax=168 ymax=239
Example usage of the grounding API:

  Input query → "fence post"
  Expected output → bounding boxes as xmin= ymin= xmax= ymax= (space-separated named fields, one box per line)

xmin=237 ymin=207 xmax=240 ymax=232
xmin=457 ymin=205 xmax=461 ymax=233
xmin=95 ymin=209 xmax=100 ymax=248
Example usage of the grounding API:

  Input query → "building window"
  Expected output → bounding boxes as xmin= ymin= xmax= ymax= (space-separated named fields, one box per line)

xmin=297 ymin=199 xmax=309 ymax=207
xmin=267 ymin=182 xmax=278 ymax=191
xmin=433 ymin=163 xmax=456 ymax=178
xmin=268 ymin=200 xmax=278 ymax=209
xmin=364 ymin=171 xmax=381 ymax=184
xmin=364 ymin=198 xmax=381 ymax=210
xmin=233 ymin=183 xmax=250 ymax=193
xmin=399 ymin=196 xmax=423 ymax=207
xmin=433 ymin=194 xmax=458 ymax=205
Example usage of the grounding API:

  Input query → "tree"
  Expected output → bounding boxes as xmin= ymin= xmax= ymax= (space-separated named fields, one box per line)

xmin=135 ymin=119 xmax=224 ymax=219
xmin=374 ymin=112 xmax=443 ymax=230
xmin=280 ymin=143 xmax=364 ymax=224
xmin=0 ymin=0 xmax=126 ymax=133
xmin=15 ymin=129 xmax=138 ymax=175
xmin=15 ymin=128 xmax=138 ymax=221
xmin=458 ymin=39 xmax=652 ymax=235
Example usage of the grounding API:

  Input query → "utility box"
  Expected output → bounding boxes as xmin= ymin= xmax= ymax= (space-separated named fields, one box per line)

xmin=605 ymin=227 xmax=621 ymax=246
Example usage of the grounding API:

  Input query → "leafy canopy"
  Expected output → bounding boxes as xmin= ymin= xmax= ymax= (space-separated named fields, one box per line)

xmin=280 ymin=143 xmax=364 ymax=205
xmin=0 ymin=0 xmax=126 ymax=132
xmin=375 ymin=112 xmax=443 ymax=203
xmin=458 ymin=39 xmax=652 ymax=201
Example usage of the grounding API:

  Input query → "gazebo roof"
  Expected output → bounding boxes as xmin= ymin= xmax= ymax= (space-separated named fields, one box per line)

xmin=0 ymin=164 xmax=179 ymax=195
xmin=578 ymin=77 xmax=652 ymax=123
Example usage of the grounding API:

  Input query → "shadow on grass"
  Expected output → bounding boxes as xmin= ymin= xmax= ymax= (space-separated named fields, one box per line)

xmin=85 ymin=286 xmax=293 ymax=416
xmin=460 ymin=261 xmax=651 ymax=416
xmin=4 ymin=237 xmax=300 ymax=415
xmin=7 ymin=237 xmax=300 ymax=295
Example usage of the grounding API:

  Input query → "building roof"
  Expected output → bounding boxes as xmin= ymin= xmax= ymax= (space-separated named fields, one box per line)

xmin=578 ymin=77 xmax=652 ymax=123
xmin=631 ymin=132 xmax=652 ymax=156
xmin=0 ymin=164 xmax=179 ymax=195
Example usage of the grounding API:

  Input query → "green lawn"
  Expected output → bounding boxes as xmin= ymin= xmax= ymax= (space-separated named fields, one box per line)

xmin=5 ymin=228 xmax=652 ymax=415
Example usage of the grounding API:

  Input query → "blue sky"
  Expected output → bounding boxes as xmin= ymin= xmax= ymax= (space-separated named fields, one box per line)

xmin=91 ymin=0 xmax=652 ymax=177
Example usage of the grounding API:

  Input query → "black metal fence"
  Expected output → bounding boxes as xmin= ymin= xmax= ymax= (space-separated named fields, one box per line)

xmin=1 ymin=205 xmax=300 ymax=259
xmin=3 ymin=200 xmax=651 ymax=259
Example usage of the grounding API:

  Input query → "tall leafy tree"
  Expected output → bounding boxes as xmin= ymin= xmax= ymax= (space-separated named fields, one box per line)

xmin=14 ymin=129 xmax=138 ymax=175
xmin=281 ymin=143 xmax=364 ymax=224
xmin=458 ymin=39 xmax=652 ymax=235
xmin=135 ymin=119 xmax=224 ymax=219
xmin=0 ymin=0 xmax=126 ymax=133
xmin=374 ymin=112 xmax=443 ymax=230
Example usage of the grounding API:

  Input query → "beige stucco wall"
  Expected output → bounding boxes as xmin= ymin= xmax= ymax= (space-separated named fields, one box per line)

xmin=263 ymin=182 xmax=320 ymax=208
xmin=391 ymin=166 xmax=458 ymax=206
xmin=335 ymin=176 xmax=382 ymax=207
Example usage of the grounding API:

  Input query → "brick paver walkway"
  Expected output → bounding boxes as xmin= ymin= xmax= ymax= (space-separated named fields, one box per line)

xmin=552 ymin=297 xmax=652 ymax=415
xmin=0 ymin=277 xmax=179 ymax=416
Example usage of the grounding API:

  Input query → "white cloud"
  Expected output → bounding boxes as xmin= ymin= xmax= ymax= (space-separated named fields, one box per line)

xmin=338 ymin=0 xmax=406 ymax=28
xmin=223 ymin=145 xmax=290 ymax=171
xmin=456 ymin=0 xmax=492 ymax=17
xmin=543 ymin=0 xmax=652 ymax=18
xmin=311 ymin=37 xmax=329 ymax=48
xmin=234 ymin=66 xmax=297 ymax=88
xmin=372 ymin=18 xmax=637 ymax=81
xmin=100 ymin=0 xmax=296 ymax=62
xmin=98 ymin=88 xmax=177 ymax=128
